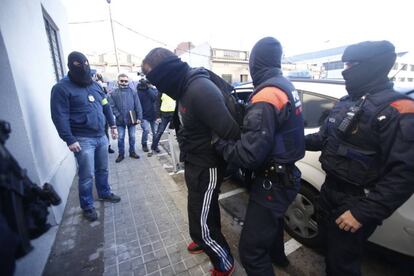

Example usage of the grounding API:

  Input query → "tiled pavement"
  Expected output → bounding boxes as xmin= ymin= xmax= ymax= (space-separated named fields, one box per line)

xmin=102 ymin=145 xmax=245 ymax=276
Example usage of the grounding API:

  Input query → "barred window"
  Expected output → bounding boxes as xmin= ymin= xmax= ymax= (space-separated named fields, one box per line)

xmin=43 ymin=10 xmax=64 ymax=82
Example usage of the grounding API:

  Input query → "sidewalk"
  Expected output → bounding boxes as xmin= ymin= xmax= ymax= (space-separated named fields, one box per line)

xmin=45 ymin=130 xmax=245 ymax=276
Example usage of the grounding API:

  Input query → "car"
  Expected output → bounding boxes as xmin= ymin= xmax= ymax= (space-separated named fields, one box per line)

xmin=233 ymin=79 xmax=414 ymax=257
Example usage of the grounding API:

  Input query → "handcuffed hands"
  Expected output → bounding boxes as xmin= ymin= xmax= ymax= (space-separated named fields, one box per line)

xmin=336 ymin=210 xmax=362 ymax=233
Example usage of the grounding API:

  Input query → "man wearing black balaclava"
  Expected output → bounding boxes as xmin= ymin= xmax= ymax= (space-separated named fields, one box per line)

xmin=142 ymin=48 xmax=240 ymax=275
xmin=215 ymin=37 xmax=305 ymax=275
xmin=306 ymin=41 xmax=414 ymax=275
xmin=51 ymin=51 xmax=121 ymax=222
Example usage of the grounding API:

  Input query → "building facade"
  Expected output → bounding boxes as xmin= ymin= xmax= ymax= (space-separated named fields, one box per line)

xmin=176 ymin=42 xmax=251 ymax=85
xmin=0 ymin=0 xmax=75 ymax=275
xmin=87 ymin=49 xmax=142 ymax=80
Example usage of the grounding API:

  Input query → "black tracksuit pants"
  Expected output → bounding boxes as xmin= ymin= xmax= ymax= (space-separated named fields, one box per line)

xmin=319 ymin=176 xmax=377 ymax=276
xmin=184 ymin=162 xmax=234 ymax=272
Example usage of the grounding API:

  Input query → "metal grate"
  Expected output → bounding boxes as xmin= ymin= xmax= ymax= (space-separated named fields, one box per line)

xmin=43 ymin=15 xmax=64 ymax=82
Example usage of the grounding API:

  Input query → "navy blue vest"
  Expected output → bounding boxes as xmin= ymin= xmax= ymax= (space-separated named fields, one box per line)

xmin=252 ymin=76 xmax=305 ymax=164
xmin=320 ymin=88 xmax=409 ymax=187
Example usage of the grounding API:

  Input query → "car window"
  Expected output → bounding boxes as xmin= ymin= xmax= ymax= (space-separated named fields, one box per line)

xmin=300 ymin=91 xmax=336 ymax=128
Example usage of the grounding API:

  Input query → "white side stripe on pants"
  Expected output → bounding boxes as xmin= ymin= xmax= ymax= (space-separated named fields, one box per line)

xmin=200 ymin=168 xmax=232 ymax=271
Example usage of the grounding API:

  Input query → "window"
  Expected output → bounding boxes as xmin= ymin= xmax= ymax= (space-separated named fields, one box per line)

xmin=240 ymin=74 xmax=248 ymax=82
xmin=407 ymin=78 xmax=413 ymax=82
xmin=323 ymin=61 xmax=344 ymax=71
xmin=399 ymin=77 xmax=405 ymax=82
xmin=43 ymin=9 xmax=64 ymax=81
xmin=401 ymin=64 xmax=408 ymax=71
xmin=300 ymin=92 xmax=336 ymax=128
xmin=411 ymin=65 xmax=414 ymax=72
xmin=222 ymin=74 xmax=232 ymax=84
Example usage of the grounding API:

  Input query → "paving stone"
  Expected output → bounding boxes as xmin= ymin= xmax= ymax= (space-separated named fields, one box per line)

xmin=145 ymin=260 xmax=160 ymax=274
xmin=188 ymin=265 xmax=203 ymax=276
xmin=173 ymin=261 xmax=187 ymax=274
xmin=160 ymin=266 xmax=174 ymax=276
xmin=102 ymin=137 xmax=219 ymax=276
xmin=141 ymin=244 xmax=153 ymax=255
xmin=143 ymin=252 xmax=156 ymax=263
xmin=157 ymin=256 xmax=170 ymax=269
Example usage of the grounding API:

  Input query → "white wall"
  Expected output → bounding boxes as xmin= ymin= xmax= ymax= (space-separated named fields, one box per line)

xmin=0 ymin=0 xmax=76 ymax=224
xmin=1 ymin=1 xmax=77 ymax=274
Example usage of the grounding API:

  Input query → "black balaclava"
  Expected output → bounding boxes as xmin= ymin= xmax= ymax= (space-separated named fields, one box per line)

xmin=137 ymin=79 xmax=149 ymax=90
xmin=67 ymin=51 xmax=92 ymax=87
xmin=249 ymin=37 xmax=283 ymax=87
xmin=342 ymin=40 xmax=396 ymax=99
xmin=146 ymin=56 xmax=190 ymax=100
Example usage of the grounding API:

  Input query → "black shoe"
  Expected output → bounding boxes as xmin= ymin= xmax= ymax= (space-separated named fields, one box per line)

xmin=99 ymin=193 xmax=121 ymax=203
xmin=129 ymin=152 xmax=140 ymax=159
xmin=115 ymin=155 xmax=124 ymax=163
xmin=108 ymin=146 xmax=115 ymax=154
xmin=83 ymin=208 xmax=98 ymax=222
xmin=152 ymin=146 xmax=161 ymax=153
xmin=142 ymin=145 xmax=149 ymax=152
xmin=272 ymin=255 xmax=290 ymax=268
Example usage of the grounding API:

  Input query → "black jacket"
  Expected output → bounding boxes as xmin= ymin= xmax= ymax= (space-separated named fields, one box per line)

xmin=176 ymin=69 xmax=240 ymax=167
xmin=306 ymin=86 xmax=414 ymax=225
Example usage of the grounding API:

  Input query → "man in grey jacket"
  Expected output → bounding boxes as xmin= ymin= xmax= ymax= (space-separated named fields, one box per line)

xmin=109 ymin=74 xmax=143 ymax=163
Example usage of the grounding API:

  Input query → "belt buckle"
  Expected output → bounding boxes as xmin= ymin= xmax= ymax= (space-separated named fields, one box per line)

xmin=262 ymin=179 xmax=273 ymax=190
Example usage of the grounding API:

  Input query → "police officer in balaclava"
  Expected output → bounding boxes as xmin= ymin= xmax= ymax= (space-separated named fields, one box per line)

xmin=67 ymin=51 xmax=93 ymax=87
xmin=305 ymin=41 xmax=414 ymax=276
xmin=51 ymin=51 xmax=121 ymax=222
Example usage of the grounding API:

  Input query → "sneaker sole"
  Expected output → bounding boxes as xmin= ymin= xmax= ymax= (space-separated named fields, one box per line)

xmin=187 ymin=249 xmax=204 ymax=254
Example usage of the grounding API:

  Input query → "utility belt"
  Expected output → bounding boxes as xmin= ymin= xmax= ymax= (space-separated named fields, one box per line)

xmin=255 ymin=162 xmax=296 ymax=190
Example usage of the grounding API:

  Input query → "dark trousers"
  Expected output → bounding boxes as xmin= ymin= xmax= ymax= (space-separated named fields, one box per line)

xmin=185 ymin=162 xmax=234 ymax=272
xmin=319 ymin=179 xmax=377 ymax=276
xmin=239 ymin=200 xmax=285 ymax=276
xmin=151 ymin=113 xmax=173 ymax=150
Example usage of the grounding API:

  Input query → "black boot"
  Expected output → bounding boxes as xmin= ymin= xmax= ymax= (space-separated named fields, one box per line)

xmin=142 ymin=144 xmax=149 ymax=152
xmin=108 ymin=145 xmax=115 ymax=154
xmin=115 ymin=155 xmax=124 ymax=163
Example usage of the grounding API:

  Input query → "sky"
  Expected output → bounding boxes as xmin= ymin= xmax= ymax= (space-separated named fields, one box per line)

xmin=62 ymin=0 xmax=414 ymax=58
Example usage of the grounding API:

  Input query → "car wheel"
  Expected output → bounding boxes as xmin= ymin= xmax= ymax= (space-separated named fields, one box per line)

xmin=284 ymin=182 xmax=321 ymax=248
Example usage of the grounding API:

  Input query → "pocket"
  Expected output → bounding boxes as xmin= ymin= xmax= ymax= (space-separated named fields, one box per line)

xmin=86 ymin=111 xmax=99 ymax=131
xmin=69 ymin=114 xmax=87 ymax=126
xmin=321 ymin=140 xmax=379 ymax=186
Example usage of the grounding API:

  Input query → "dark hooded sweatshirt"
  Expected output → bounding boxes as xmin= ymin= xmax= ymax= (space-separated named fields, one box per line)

xmin=147 ymin=57 xmax=240 ymax=167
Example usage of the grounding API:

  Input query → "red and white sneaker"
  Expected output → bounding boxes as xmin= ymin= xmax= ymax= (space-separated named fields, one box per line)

xmin=210 ymin=264 xmax=235 ymax=276
xmin=187 ymin=241 xmax=204 ymax=254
